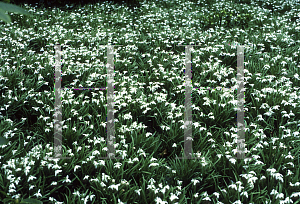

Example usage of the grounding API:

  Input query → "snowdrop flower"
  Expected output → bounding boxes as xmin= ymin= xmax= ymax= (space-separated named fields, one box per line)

xmin=24 ymin=166 xmax=31 ymax=176
xmin=55 ymin=170 xmax=62 ymax=176
xmin=32 ymin=107 xmax=39 ymax=111
xmin=202 ymin=196 xmax=211 ymax=201
xmin=135 ymin=189 xmax=142 ymax=196
xmin=118 ymin=199 xmax=126 ymax=204
xmin=27 ymin=175 xmax=37 ymax=182
xmin=155 ymin=197 xmax=168 ymax=204
xmin=74 ymin=165 xmax=81 ymax=172
xmin=169 ymin=193 xmax=179 ymax=201
xmin=62 ymin=175 xmax=71 ymax=183
xmin=34 ymin=189 xmax=42 ymax=198
xmin=73 ymin=190 xmax=81 ymax=197
xmin=213 ymin=192 xmax=220 ymax=199
xmin=149 ymin=163 xmax=159 ymax=167
xmin=123 ymin=112 xmax=133 ymax=120
xmin=114 ymin=162 xmax=122 ymax=169
xmin=266 ymin=168 xmax=276 ymax=174
xmin=232 ymin=200 xmax=242 ymax=204
xmin=108 ymin=184 xmax=121 ymax=191
xmin=257 ymin=114 xmax=264 ymax=121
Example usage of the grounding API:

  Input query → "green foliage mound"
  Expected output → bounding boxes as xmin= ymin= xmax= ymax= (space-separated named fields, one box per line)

xmin=5 ymin=0 xmax=143 ymax=11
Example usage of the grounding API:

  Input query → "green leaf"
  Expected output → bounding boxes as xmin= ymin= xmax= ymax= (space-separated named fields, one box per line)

xmin=0 ymin=7 xmax=11 ymax=22
xmin=0 ymin=2 xmax=33 ymax=16
xmin=0 ymin=136 xmax=8 ymax=146
xmin=0 ymin=190 xmax=9 ymax=197
xmin=20 ymin=198 xmax=43 ymax=204
xmin=0 ymin=1 xmax=33 ymax=23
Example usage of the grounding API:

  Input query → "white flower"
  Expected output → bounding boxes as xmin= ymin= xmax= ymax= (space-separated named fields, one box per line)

xmin=228 ymin=183 xmax=237 ymax=191
xmin=155 ymin=197 xmax=168 ymax=204
xmin=114 ymin=162 xmax=122 ymax=169
xmin=62 ymin=175 xmax=71 ymax=183
xmin=149 ymin=163 xmax=159 ymax=167
xmin=28 ymin=175 xmax=37 ymax=182
xmin=118 ymin=198 xmax=126 ymax=204
xmin=108 ymin=184 xmax=121 ymax=191
xmin=135 ymin=189 xmax=142 ymax=196
xmin=55 ymin=170 xmax=62 ymax=176
xmin=272 ymin=173 xmax=284 ymax=182
xmin=124 ymin=113 xmax=132 ymax=120
xmin=34 ymin=189 xmax=42 ymax=198
xmin=24 ymin=166 xmax=31 ymax=176
xmin=276 ymin=193 xmax=284 ymax=199
xmin=193 ymin=122 xmax=200 ymax=128
xmin=241 ymin=191 xmax=248 ymax=198
xmin=202 ymin=196 xmax=211 ymax=201
xmin=191 ymin=179 xmax=200 ymax=185
xmin=32 ymin=107 xmax=39 ymax=111
xmin=213 ymin=192 xmax=220 ymax=199
xmin=266 ymin=168 xmax=276 ymax=174
xmin=229 ymin=157 xmax=236 ymax=165
xmin=169 ymin=193 xmax=178 ymax=201
xmin=74 ymin=165 xmax=81 ymax=172
xmin=73 ymin=190 xmax=80 ymax=197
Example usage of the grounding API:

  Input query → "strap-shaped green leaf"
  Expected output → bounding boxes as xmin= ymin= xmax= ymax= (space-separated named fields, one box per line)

xmin=0 ymin=136 xmax=9 ymax=146
xmin=0 ymin=2 xmax=33 ymax=17
xmin=0 ymin=7 xmax=11 ymax=22
xmin=20 ymin=198 xmax=43 ymax=204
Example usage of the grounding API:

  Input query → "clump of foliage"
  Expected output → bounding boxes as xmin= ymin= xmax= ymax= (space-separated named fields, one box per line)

xmin=8 ymin=0 xmax=143 ymax=10
xmin=201 ymin=4 xmax=254 ymax=30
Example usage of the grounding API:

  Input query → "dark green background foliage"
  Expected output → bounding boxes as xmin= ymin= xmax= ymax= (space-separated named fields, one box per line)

xmin=0 ymin=0 xmax=10 ymax=3
xmin=1 ymin=0 xmax=144 ymax=11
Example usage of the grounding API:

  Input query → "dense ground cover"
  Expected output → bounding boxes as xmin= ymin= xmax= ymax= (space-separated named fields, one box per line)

xmin=1 ymin=0 xmax=300 ymax=203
